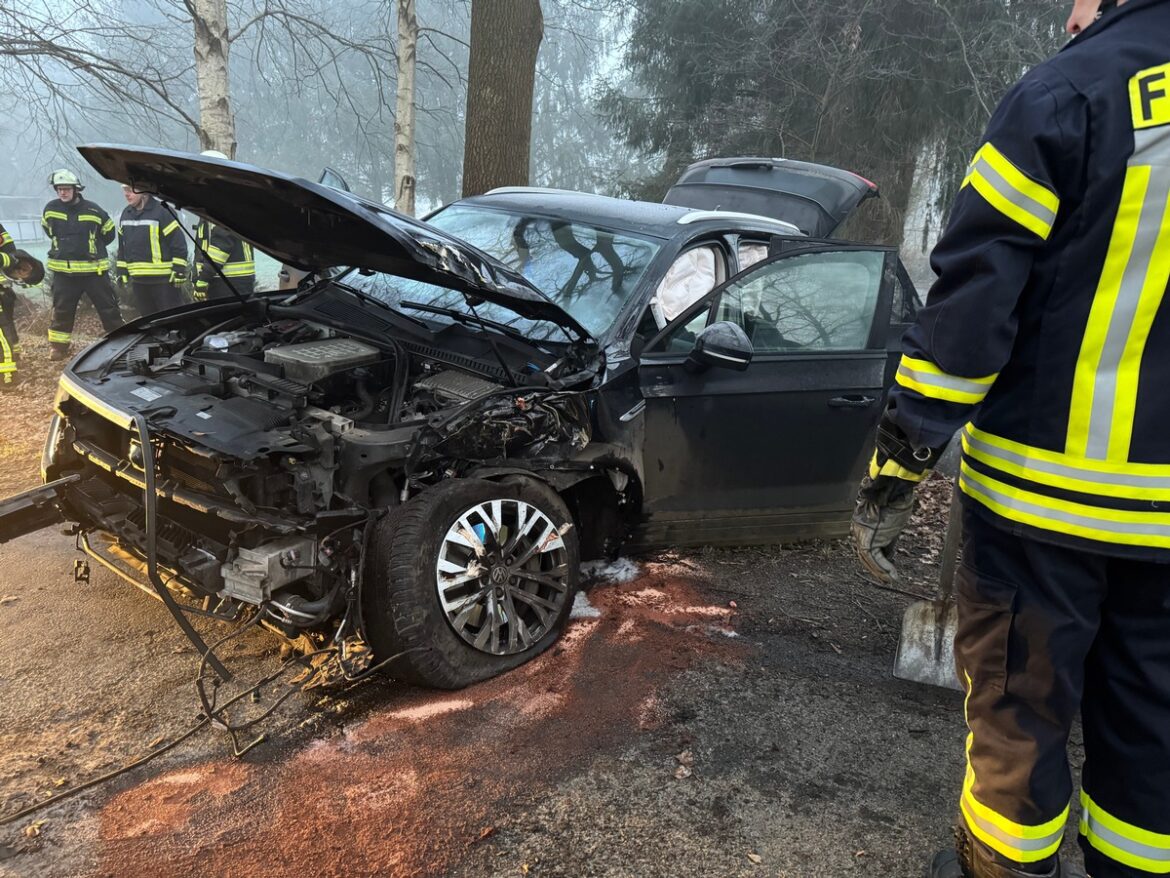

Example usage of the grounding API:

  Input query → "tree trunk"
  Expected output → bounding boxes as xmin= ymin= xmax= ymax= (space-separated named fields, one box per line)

xmin=461 ymin=0 xmax=544 ymax=197
xmin=191 ymin=0 xmax=236 ymax=157
xmin=394 ymin=0 xmax=418 ymax=215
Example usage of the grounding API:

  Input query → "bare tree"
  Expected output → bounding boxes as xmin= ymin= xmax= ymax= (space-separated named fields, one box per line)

xmin=395 ymin=0 xmax=419 ymax=214
xmin=189 ymin=0 xmax=236 ymax=155
xmin=461 ymin=0 xmax=544 ymax=196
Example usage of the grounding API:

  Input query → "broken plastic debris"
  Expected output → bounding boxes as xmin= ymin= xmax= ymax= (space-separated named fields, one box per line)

xmin=673 ymin=765 xmax=692 ymax=780
xmin=747 ymin=852 xmax=762 ymax=864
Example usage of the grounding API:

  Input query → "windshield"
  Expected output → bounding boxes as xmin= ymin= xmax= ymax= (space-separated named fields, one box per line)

xmin=343 ymin=204 xmax=662 ymax=340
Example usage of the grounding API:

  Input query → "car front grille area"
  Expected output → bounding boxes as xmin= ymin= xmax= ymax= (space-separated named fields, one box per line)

xmin=64 ymin=410 xmax=301 ymax=519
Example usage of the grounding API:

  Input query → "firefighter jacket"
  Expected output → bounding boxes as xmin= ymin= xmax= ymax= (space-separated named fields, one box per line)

xmin=0 ymin=223 xmax=14 ymax=272
xmin=116 ymin=196 xmax=188 ymax=282
xmin=193 ymin=220 xmax=254 ymax=293
xmin=889 ymin=0 xmax=1170 ymax=561
xmin=41 ymin=196 xmax=116 ymax=274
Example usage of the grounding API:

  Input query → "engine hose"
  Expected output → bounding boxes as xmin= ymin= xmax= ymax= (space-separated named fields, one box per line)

xmin=267 ymin=581 xmax=342 ymax=627
xmin=133 ymin=413 xmax=231 ymax=682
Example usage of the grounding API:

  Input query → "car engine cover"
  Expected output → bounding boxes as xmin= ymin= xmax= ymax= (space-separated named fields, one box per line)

xmin=264 ymin=338 xmax=380 ymax=383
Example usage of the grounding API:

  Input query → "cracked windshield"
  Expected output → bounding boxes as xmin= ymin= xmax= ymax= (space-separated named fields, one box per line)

xmin=348 ymin=205 xmax=662 ymax=339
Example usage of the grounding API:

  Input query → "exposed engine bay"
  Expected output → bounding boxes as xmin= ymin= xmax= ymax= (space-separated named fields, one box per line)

xmin=43 ymin=297 xmax=604 ymax=651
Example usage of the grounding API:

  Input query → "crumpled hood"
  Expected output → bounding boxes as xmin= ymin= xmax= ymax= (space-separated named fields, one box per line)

xmin=78 ymin=144 xmax=593 ymax=342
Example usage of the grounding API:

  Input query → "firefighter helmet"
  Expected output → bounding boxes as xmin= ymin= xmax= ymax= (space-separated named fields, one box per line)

xmin=200 ymin=149 xmax=229 ymax=160
xmin=48 ymin=169 xmax=83 ymax=190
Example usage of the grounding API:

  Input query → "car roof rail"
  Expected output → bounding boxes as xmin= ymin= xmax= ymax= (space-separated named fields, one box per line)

xmin=676 ymin=210 xmax=803 ymax=235
xmin=483 ymin=186 xmax=599 ymax=198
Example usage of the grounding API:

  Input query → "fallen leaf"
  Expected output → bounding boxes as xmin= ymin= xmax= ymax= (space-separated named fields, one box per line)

xmin=53 ymin=778 xmax=66 ymax=787
xmin=0 ymin=595 xmax=17 ymax=605
xmin=23 ymin=825 xmax=39 ymax=839
xmin=855 ymin=850 xmax=867 ymax=857
xmin=747 ymin=852 xmax=762 ymax=864
xmin=478 ymin=826 xmax=496 ymax=841
xmin=521 ymin=866 xmax=529 ymax=875
xmin=675 ymin=749 xmax=695 ymax=767
xmin=728 ymin=600 xmax=738 ymax=609
xmin=673 ymin=765 xmax=692 ymax=780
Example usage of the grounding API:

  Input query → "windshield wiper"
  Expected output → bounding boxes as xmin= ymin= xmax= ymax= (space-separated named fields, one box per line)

xmin=399 ymin=300 xmax=535 ymax=344
xmin=329 ymin=280 xmax=431 ymax=331
xmin=401 ymin=299 xmax=527 ymax=386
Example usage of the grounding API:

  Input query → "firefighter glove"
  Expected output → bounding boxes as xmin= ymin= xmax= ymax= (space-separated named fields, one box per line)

xmin=169 ymin=264 xmax=188 ymax=285
xmin=851 ymin=410 xmax=943 ymax=583
xmin=193 ymin=280 xmax=208 ymax=301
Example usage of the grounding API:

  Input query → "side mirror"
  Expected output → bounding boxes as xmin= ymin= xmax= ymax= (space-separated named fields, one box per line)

xmin=685 ymin=321 xmax=753 ymax=373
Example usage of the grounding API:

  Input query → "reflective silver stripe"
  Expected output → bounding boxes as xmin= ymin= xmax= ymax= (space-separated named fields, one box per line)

xmin=1084 ymin=126 xmax=1170 ymax=459
xmin=1082 ymin=812 xmax=1170 ymax=865
xmin=961 ymin=801 xmax=1066 ymax=854
xmin=961 ymin=465 xmax=1170 ymax=540
xmin=898 ymin=362 xmax=992 ymax=398
xmin=964 ymin=427 xmax=1170 ymax=493
xmin=119 ymin=219 xmax=159 ymax=227
xmin=969 ymin=155 xmax=1058 ymax=232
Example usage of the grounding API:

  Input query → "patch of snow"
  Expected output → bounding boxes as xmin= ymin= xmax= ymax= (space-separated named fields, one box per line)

xmin=581 ymin=557 xmax=641 ymax=583
xmin=570 ymin=591 xmax=601 ymax=619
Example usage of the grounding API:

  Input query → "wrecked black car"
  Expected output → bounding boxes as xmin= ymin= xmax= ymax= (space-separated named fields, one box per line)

xmin=1 ymin=147 xmax=915 ymax=688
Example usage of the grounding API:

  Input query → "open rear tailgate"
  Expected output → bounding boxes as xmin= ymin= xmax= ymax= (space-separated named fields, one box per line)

xmin=0 ymin=476 xmax=78 ymax=543
xmin=664 ymin=157 xmax=879 ymax=238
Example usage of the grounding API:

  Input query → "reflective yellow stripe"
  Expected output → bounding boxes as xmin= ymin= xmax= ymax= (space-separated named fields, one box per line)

xmin=149 ymin=223 xmax=161 ymax=265
xmin=1108 ymin=188 xmax=1170 ymax=460
xmin=162 ymin=220 xmax=179 ymax=236
xmin=46 ymin=259 xmax=108 ymax=273
xmin=960 ymin=460 xmax=1170 ymax=548
xmin=222 ymin=262 xmax=255 ymax=277
xmin=895 ymin=355 xmax=997 ymax=405
xmin=964 ymin=425 xmax=1170 ymax=501
xmin=47 ymin=330 xmax=72 ymax=343
xmin=77 ymin=214 xmax=104 ymax=224
xmin=102 ymin=219 xmax=115 ymax=233
xmin=868 ymin=451 xmax=926 ymax=482
xmin=962 ymin=143 xmax=1060 ymax=239
xmin=124 ymin=262 xmax=172 ymax=276
xmin=1080 ymin=791 xmax=1170 ymax=873
xmin=205 ymin=244 xmax=231 ymax=263
xmin=43 ymin=210 xmax=68 ymax=221
xmin=959 ymin=672 xmax=1067 ymax=863
xmin=0 ymin=230 xmax=13 ymax=246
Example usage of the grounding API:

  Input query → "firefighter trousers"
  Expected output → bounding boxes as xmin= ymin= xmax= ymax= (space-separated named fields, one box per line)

xmin=129 ymin=280 xmax=184 ymax=319
xmin=202 ymin=276 xmax=254 ymax=300
xmin=955 ymin=505 xmax=1170 ymax=877
xmin=0 ymin=285 xmax=18 ymax=386
xmin=49 ymin=273 xmax=123 ymax=349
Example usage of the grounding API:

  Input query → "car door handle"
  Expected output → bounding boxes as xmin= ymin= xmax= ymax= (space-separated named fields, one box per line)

xmin=828 ymin=395 xmax=877 ymax=408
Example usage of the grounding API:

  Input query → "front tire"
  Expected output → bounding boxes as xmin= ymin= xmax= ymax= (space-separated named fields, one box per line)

xmin=363 ymin=477 xmax=580 ymax=689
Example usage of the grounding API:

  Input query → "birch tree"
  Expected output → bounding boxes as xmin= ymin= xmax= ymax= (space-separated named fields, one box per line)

xmin=394 ymin=0 xmax=419 ymax=214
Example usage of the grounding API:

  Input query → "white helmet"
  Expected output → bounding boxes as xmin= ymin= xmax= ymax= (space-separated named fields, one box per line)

xmin=49 ymin=168 xmax=83 ymax=190
xmin=200 ymin=149 xmax=229 ymax=160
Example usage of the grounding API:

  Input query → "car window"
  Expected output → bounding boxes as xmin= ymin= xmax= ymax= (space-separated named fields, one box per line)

xmin=891 ymin=264 xmax=921 ymax=324
xmin=424 ymin=205 xmax=662 ymax=337
xmin=657 ymin=249 xmax=886 ymax=354
xmin=650 ymin=245 xmax=725 ymax=330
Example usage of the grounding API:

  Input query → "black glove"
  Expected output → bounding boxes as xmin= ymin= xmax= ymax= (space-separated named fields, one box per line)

xmin=851 ymin=409 xmax=944 ymax=582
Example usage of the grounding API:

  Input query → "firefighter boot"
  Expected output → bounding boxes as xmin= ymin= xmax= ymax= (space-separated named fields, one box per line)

xmin=928 ymin=829 xmax=1086 ymax=878
xmin=49 ymin=343 xmax=71 ymax=362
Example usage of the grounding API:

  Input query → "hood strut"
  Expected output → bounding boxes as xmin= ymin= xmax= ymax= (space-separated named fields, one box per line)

xmin=162 ymin=201 xmax=249 ymax=304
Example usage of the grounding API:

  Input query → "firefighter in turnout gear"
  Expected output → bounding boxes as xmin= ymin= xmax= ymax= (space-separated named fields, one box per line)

xmin=0 ymin=223 xmax=21 ymax=387
xmin=42 ymin=169 xmax=124 ymax=360
xmin=116 ymin=185 xmax=188 ymax=317
xmin=192 ymin=150 xmax=255 ymax=300
xmin=852 ymin=0 xmax=1170 ymax=875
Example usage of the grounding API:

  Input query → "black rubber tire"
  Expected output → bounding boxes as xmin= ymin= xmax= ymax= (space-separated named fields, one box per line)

xmin=362 ymin=477 xmax=580 ymax=689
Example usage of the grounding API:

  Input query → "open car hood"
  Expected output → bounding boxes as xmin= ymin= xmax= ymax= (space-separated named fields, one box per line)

xmin=663 ymin=157 xmax=879 ymax=238
xmin=78 ymin=145 xmax=593 ymax=342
